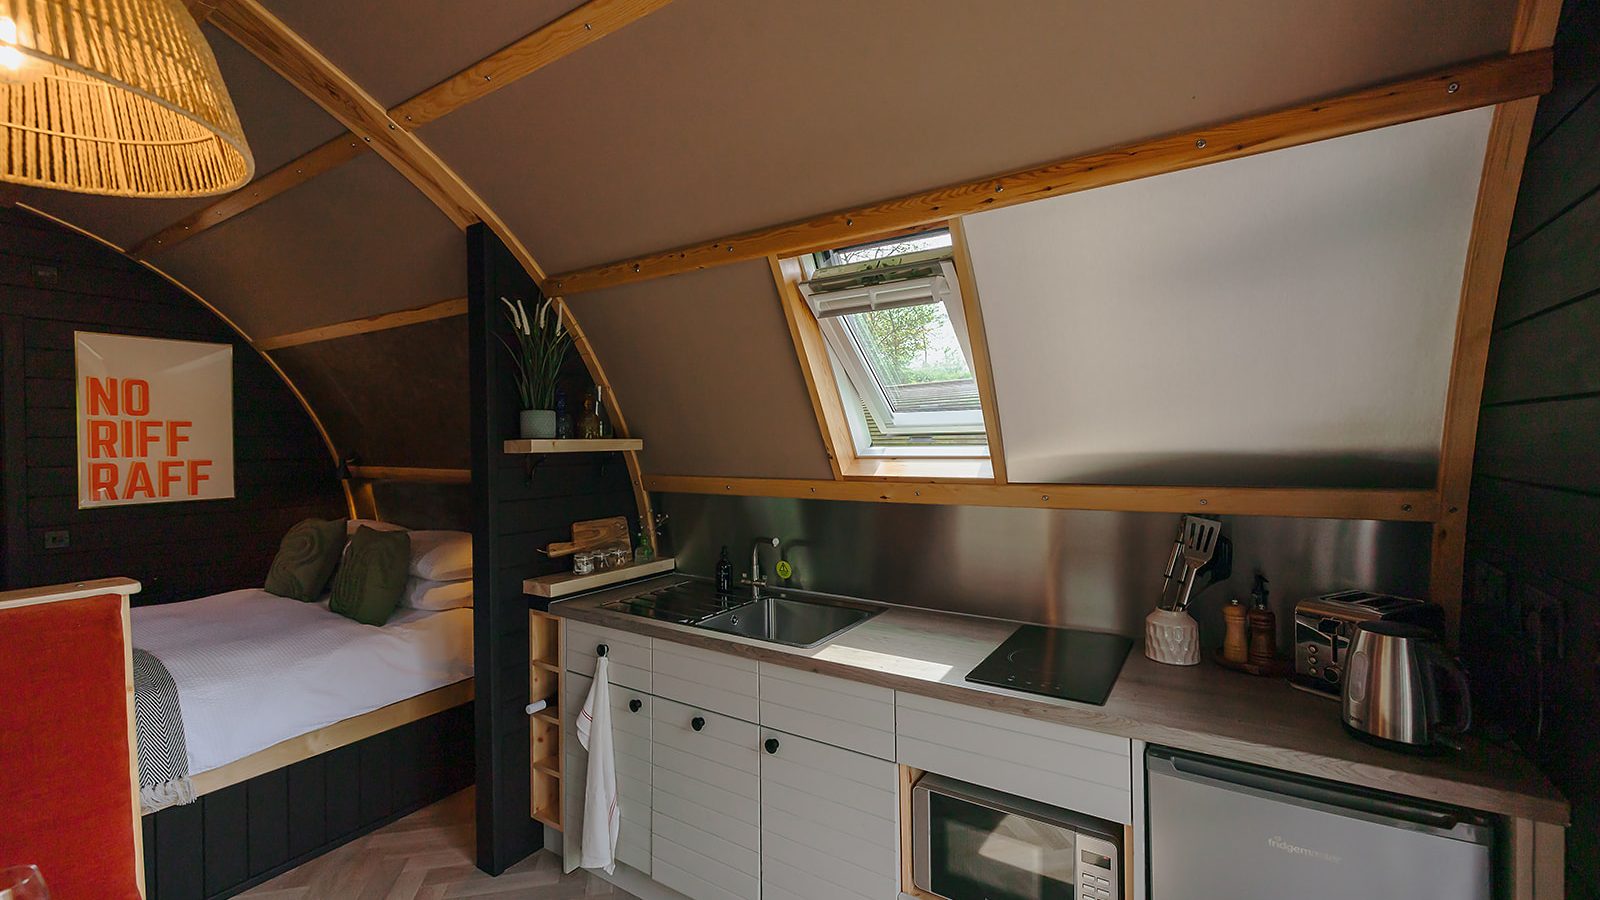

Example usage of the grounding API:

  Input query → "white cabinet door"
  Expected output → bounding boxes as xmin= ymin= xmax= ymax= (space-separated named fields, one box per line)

xmin=563 ymin=673 xmax=653 ymax=875
xmin=566 ymin=620 xmax=652 ymax=691
xmin=653 ymin=639 xmax=760 ymax=722
xmin=651 ymin=698 xmax=762 ymax=900
xmin=760 ymin=728 xmax=900 ymax=900
xmin=758 ymin=662 xmax=895 ymax=760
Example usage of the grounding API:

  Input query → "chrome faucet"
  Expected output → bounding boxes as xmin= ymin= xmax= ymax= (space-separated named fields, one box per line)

xmin=744 ymin=536 xmax=780 ymax=599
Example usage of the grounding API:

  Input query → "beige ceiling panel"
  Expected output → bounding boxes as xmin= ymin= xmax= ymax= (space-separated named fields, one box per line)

xmin=272 ymin=316 xmax=469 ymax=468
xmin=965 ymin=109 xmax=1494 ymax=489
xmin=14 ymin=27 xmax=347 ymax=251
xmin=258 ymin=0 xmax=586 ymax=108
xmin=421 ymin=0 xmax=1514 ymax=274
xmin=152 ymin=153 xmax=465 ymax=340
xmin=567 ymin=259 xmax=833 ymax=479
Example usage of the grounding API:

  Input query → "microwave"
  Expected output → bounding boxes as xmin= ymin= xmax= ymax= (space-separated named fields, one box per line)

xmin=912 ymin=773 xmax=1123 ymax=900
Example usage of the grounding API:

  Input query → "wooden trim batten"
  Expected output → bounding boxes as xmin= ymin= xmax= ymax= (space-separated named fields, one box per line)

xmin=257 ymin=297 xmax=468 ymax=351
xmin=210 ymin=0 xmax=480 ymax=228
xmin=389 ymin=0 xmax=675 ymax=129
xmin=133 ymin=135 xmax=367 ymax=258
xmin=345 ymin=466 xmax=471 ymax=484
xmin=549 ymin=50 xmax=1553 ymax=295
xmin=643 ymin=475 xmax=1438 ymax=522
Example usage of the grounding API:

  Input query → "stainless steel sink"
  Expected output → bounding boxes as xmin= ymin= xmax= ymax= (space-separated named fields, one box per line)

xmin=600 ymin=580 xmax=883 ymax=648
xmin=695 ymin=594 xmax=881 ymax=648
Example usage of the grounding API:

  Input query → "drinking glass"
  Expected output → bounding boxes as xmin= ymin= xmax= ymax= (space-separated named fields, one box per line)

xmin=0 ymin=865 xmax=50 ymax=900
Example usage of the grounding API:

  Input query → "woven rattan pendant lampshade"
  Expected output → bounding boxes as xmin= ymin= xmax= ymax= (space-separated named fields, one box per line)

xmin=0 ymin=0 xmax=253 ymax=197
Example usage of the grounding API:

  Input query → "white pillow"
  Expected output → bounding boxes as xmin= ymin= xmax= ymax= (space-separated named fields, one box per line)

xmin=402 ymin=577 xmax=472 ymax=611
xmin=407 ymin=530 xmax=472 ymax=581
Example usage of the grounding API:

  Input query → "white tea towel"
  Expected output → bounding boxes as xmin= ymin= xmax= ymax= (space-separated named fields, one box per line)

xmin=576 ymin=655 xmax=620 ymax=874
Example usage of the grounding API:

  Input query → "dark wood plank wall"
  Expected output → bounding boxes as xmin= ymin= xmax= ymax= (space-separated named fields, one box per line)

xmin=1465 ymin=0 xmax=1600 ymax=893
xmin=467 ymin=225 xmax=637 ymax=874
xmin=0 ymin=207 xmax=346 ymax=604
xmin=143 ymin=702 xmax=473 ymax=899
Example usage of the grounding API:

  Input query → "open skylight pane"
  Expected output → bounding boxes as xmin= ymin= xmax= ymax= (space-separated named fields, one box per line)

xmin=842 ymin=304 xmax=980 ymax=417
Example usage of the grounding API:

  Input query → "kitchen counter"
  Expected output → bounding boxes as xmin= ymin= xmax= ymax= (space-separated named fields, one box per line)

xmin=547 ymin=575 xmax=1568 ymax=825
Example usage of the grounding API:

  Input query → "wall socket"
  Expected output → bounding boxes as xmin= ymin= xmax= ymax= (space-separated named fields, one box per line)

xmin=43 ymin=529 xmax=69 ymax=550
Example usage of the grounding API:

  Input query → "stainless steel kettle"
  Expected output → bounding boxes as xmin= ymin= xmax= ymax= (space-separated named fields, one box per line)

xmin=1341 ymin=620 xmax=1471 ymax=752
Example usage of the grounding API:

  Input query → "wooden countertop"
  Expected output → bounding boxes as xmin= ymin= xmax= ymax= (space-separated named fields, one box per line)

xmin=549 ymin=576 xmax=1568 ymax=825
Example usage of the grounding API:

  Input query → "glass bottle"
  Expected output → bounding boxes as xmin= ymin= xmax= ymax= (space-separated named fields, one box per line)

xmin=594 ymin=385 xmax=611 ymax=438
xmin=554 ymin=387 xmax=573 ymax=439
xmin=578 ymin=389 xmax=601 ymax=439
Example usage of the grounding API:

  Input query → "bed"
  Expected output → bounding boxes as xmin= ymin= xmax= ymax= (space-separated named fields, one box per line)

xmin=132 ymin=587 xmax=472 ymax=806
xmin=131 ymin=586 xmax=476 ymax=899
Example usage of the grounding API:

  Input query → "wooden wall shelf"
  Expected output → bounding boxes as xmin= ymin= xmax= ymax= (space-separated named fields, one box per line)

xmin=503 ymin=438 xmax=643 ymax=454
xmin=524 ymin=557 xmax=676 ymax=599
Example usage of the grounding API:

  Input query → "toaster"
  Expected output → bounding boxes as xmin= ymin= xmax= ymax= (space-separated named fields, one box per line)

xmin=1292 ymin=591 xmax=1445 ymax=697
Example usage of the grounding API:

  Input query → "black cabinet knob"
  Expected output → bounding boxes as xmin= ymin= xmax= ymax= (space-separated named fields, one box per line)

xmin=691 ymin=716 xmax=706 ymax=732
xmin=764 ymin=738 xmax=780 ymax=755
xmin=595 ymin=643 xmax=609 ymax=658
xmin=629 ymin=699 xmax=642 ymax=713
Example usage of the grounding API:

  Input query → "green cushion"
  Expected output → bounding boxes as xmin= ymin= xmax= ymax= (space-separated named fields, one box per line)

xmin=329 ymin=526 xmax=411 ymax=626
xmin=264 ymin=518 xmax=349 ymax=601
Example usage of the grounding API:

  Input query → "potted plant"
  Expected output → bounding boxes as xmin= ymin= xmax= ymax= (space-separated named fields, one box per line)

xmin=499 ymin=296 xmax=572 ymax=439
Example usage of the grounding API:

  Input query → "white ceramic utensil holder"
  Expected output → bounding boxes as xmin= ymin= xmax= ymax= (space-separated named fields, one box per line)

xmin=1144 ymin=608 xmax=1201 ymax=666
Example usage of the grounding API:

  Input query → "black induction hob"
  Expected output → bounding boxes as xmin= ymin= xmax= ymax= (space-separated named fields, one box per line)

xmin=965 ymin=625 xmax=1133 ymax=706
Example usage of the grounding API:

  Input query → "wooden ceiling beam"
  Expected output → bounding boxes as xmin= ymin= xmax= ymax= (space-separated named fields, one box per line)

xmin=133 ymin=134 xmax=366 ymax=258
xmin=144 ymin=0 xmax=666 ymax=257
xmin=548 ymin=50 xmax=1553 ymax=296
xmin=390 ymin=0 xmax=675 ymax=130
xmin=256 ymin=296 xmax=468 ymax=351
xmin=210 ymin=0 xmax=480 ymax=228
xmin=642 ymin=475 xmax=1440 ymax=523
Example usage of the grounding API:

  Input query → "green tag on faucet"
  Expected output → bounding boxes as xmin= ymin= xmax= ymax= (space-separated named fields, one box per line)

xmin=775 ymin=559 xmax=792 ymax=580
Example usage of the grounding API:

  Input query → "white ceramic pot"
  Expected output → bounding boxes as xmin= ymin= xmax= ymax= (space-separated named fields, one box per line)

xmin=1144 ymin=608 xmax=1201 ymax=666
xmin=519 ymin=409 xmax=556 ymax=439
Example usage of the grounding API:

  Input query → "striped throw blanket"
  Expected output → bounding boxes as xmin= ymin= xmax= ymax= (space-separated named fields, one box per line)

xmin=133 ymin=648 xmax=195 ymax=812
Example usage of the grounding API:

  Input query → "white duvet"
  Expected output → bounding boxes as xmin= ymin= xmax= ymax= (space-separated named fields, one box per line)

xmin=130 ymin=588 xmax=473 ymax=777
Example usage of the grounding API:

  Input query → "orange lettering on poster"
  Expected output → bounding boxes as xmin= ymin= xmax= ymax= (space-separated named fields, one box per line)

xmin=83 ymin=376 xmax=218 ymax=502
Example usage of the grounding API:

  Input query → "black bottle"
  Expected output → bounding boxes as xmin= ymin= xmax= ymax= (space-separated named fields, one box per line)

xmin=715 ymin=546 xmax=733 ymax=594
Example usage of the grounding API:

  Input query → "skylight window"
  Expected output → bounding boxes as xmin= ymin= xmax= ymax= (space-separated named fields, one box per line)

xmin=798 ymin=228 xmax=988 ymax=456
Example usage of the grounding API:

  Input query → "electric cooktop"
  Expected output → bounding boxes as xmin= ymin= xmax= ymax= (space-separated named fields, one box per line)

xmin=965 ymin=625 xmax=1133 ymax=706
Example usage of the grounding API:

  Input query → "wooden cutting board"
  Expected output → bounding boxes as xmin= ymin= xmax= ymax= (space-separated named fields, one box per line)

xmin=545 ymin=516 xmax=630 ymax=558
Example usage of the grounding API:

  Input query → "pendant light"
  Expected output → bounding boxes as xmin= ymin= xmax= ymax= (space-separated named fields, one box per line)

xmin=0 ymin=0 xmax=254 ymax=197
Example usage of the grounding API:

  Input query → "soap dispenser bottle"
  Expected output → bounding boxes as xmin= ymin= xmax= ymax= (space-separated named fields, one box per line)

xmin=715 ymin=546 xmax=733 ymax=595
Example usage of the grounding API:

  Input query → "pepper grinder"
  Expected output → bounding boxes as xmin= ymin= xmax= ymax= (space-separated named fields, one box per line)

xmin=1222 ymin=596 xmax=1250 ymax=665
xmin=1246 ymin=572 xmax=1277 ymax=667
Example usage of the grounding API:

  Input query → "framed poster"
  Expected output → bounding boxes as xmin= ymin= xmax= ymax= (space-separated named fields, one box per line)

xmin=75 ymin=332 xmax=235 ymax=508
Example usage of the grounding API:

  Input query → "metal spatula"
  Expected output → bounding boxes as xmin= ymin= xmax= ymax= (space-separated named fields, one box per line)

xmin=1172 ymin=516 xmax=1223 ymax=612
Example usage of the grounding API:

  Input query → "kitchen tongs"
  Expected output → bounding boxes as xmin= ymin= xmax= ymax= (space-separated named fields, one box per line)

xmin=1158 ymin=515 xmax=1222 ymax=611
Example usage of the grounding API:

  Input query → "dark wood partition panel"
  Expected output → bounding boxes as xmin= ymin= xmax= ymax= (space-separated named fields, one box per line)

xmin=467 ymin=225 xmax=636 ymax=874
xmin=1465 ymin=0 xmax=1600 ymax=893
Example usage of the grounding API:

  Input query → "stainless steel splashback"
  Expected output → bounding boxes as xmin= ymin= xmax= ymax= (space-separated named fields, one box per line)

xmin=657 ymin=493 xmax=1431 ymax=646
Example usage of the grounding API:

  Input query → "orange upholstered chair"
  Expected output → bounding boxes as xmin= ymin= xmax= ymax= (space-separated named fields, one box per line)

xmin=0 ymin=579 xmax=145 ymax=900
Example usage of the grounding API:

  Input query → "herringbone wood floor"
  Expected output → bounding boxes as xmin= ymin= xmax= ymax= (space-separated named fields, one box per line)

xmin=241 ymin=789 xmax=635 ymax=898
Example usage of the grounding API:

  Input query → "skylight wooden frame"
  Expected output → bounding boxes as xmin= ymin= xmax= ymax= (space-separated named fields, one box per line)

xmin=772 ymin=227 xmax=1004 ymax=484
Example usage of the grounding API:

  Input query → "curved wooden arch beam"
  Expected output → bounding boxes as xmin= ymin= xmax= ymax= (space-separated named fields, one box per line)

xmin=548 ymin=50 xmax=1553 ymax=295
xmin=13 ymin=202 xmax=358 ymax=517
xmin=210 ymin=0 xmax=479 ymax=227
xmin=142 ymin=0 xmax=673 ymax=259
xmin=207 ymin=0 xmax=658 ymax=543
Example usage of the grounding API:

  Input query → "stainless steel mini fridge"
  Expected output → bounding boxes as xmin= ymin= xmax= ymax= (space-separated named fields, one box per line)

xmin=1146 ymin=747 xmax=1495 ymax=900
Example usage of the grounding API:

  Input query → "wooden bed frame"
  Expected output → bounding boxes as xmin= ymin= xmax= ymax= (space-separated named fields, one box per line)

xmin=142 ymin=685 xmax=475 ymax=899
